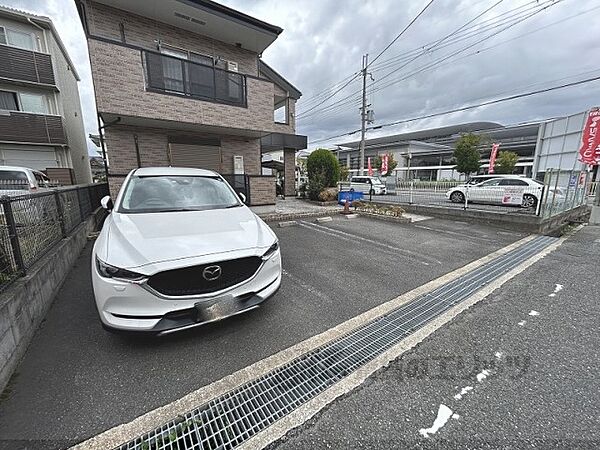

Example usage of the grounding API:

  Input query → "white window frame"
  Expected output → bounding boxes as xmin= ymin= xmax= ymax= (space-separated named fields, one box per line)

xmin=18 ymin=92 xmax=49 ymax=114
xmin=0 ymin=26 xmax=38 ymax=51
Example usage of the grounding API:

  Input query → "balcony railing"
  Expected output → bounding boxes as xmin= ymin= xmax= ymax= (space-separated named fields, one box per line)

xmin=0 ymin=112 xmax=66 ymax=145
xmin=0 ymin=44 xmax=55 ymax=86
xmin=143 ymin=50 xmax=247 ymax=107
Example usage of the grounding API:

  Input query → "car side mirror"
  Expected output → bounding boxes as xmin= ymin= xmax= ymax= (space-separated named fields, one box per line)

xmin=238 ymin=192 xmax=247 ymax=203
xmin=100 ymin=195 xmax=113 ymax=211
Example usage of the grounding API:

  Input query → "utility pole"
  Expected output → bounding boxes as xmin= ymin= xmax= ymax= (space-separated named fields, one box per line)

xmin=359 ymin=54 xmax=368 ymax=176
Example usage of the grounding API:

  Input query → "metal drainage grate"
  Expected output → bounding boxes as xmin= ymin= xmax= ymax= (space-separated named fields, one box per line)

xmin=117 ymin=235 xmax=557 ymax=450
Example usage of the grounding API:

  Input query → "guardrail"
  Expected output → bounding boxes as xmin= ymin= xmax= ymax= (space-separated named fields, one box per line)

xmin=0 ymin=183 xmax=108 ymax=292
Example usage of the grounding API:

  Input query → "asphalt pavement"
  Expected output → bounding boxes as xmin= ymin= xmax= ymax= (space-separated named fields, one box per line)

xmin=275 ymin=225 xmax=600 ymax=449
xmin=0 ymin=215 xmax=522 ymax=450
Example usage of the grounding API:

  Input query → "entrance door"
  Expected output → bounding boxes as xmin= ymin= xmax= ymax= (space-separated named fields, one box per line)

xmin=168 ymin=143 xmax=221 ymax=171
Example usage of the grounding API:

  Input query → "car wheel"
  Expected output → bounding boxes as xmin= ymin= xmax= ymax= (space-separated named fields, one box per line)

xmin=450 ymin=191 xmax=465 ymax=203
xmin=521 ymin=194 xmax=537 ymax=208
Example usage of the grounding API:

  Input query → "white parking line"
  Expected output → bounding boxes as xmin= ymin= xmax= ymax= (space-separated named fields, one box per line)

xmin=298 ymin=220 xmax=441 ymax=266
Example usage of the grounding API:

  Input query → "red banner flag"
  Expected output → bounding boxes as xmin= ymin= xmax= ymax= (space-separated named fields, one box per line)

xmin=578 ymin=108 xmax=600 ymax=166
xmin=488 ymin=143 xmax=500 ymax=174
xmin=381 ymin=154 xmax=389 ymax=176
xmin=367 ymin=157 xmax=373 ymax=176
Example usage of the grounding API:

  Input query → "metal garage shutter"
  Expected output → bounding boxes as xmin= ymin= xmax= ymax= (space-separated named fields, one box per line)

xmin=168 ymin=143 xmax=221 ymax=171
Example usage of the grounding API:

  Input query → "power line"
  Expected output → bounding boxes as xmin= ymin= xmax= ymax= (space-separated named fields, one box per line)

xmin=307 ymin=74 xmax=600 ymax=145
xmin=369 ymin=0 xmax=564 ymax=94
xmin=299 ymin=0 xmax=560 ymax=121
xmin=298 ymin=0 xmax=437 ymax=119
xmin=296 ymin=73 xmax=361 ymax=118
xmin=367 ymin=0 xmax=437 ymax=68
xmin=370 ymin=0 xmax=543 ymax=71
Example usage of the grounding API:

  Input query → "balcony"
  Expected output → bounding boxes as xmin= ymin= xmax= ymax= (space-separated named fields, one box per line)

xmin=143 ymin=50 xmax=247 ymax=107
xmin=0 ymin=112 xmax=66 ymax=145
xmin=0 ymin=44 xmax=56 ymax=86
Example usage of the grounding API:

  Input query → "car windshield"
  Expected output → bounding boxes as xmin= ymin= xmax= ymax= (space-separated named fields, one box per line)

xmin=118 ymin=175 xmax=240 ymax=213
xmin=371 ymin=178 xmax=384 ymax=185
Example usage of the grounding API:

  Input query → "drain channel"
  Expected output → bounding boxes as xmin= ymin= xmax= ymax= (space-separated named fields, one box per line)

xmin=117 ymin=235 xmax=557 ymax=450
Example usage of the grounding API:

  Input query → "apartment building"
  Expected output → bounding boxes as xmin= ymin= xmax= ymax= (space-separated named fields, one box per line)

xmin=76 ymin=0 xmax=306 ymax=207
xmin=0 ymin=6 xmax=92 ymax=183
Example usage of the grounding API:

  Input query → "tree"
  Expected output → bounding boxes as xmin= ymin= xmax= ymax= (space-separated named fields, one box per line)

xmin=494 ymin=151 xmax=519 ymax=174
xmin=306 ymin=149 xmax=340 ymax=200
xmin=374 ymin=153 xmax=398 ymax=175
xmin=306 ymin=149 xmax=340 ymax=187
xmin=453 ymin=133 xmax=481 ymax=176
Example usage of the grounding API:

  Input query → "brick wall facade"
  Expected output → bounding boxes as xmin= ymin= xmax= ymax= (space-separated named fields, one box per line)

xmin=248 ymin=176 xmax=276 ymax=205
xmin=283 ymin=148 xmax=296 ymax=196
xmin=85 ymin=1 xmax=258 ymax=76
xmin=105 ymin=125 xmax=261 ymax=174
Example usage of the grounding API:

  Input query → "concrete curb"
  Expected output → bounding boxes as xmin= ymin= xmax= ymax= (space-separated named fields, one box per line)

xmin=259 ymin=209 xmax=340 ymax=223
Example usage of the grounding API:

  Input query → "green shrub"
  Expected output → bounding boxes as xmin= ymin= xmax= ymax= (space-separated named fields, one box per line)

xmin=307 ymin=173 xmax=326 ymax=200
xmin=307 ymin=149 xmax=340 ymax=188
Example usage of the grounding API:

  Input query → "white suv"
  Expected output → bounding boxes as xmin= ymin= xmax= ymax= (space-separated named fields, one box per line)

xmin=349 ymin=176 xmax=387 ymax=195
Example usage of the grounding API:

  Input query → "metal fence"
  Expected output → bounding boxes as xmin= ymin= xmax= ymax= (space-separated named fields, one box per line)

xmin=538 ymin=169 xmax=590 ymax=219
xmin=0 ymin=183 xmax=108 ymax=292
xmin=221 ymin=174 xmax=251 ymax=204
xmin=347 ymin=171 xmax=592 ymax=217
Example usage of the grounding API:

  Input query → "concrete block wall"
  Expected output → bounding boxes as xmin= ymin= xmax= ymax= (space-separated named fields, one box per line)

xmin=0 ymin=210 xmax=102 ymax=393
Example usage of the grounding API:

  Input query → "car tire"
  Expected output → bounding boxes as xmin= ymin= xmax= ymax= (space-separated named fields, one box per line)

xmin=521 ymin=194 xmax=537 ymax=208
xmin=450 ymin=191 xmax=465 ymax=203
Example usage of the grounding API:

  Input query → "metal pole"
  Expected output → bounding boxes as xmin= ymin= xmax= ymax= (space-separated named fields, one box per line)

xmin=54 ymin=190 xmax=67 ymax=237
xmin=358 ymin=54 xmax=368 ymax=176
xmin=2 ymin=196 xmax=26 ymax=275
xmin=464 ymin=185 xmax=469 ymax=210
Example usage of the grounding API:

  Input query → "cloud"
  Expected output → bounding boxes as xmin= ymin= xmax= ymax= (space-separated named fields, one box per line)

xmin=7 ymin=0 xmax=600 ymax=152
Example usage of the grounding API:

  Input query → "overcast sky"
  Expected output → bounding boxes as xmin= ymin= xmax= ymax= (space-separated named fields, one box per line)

xmin=7 ymin=0 xmax=600 ymax=153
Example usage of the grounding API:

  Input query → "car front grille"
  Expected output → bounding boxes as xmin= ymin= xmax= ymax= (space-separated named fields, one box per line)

xmin=147 ymin=256 xmax=263 ymax=296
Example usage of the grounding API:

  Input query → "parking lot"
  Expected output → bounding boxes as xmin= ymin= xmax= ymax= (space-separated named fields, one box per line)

xmin=0 ymin=215 xmax=525 ymax=449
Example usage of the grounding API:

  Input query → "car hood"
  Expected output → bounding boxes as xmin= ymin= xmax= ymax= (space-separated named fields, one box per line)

xmin=102 ymin=206 xmax=274 ymax=269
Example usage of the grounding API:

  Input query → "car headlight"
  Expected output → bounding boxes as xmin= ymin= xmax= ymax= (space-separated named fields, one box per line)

xmin=95 ymin=256 xmax=145 ymax=281
xmin=262 ymin=241 xmax=279 ymax=259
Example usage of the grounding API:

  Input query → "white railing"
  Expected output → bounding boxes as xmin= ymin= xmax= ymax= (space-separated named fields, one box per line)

xmin=587 ymin=181 xmax=598 ymax=197
xmin=395 ymin=180 xmax=463 ymax=191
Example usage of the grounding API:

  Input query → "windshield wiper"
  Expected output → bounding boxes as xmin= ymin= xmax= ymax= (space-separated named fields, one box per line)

xmin=225 ymin=204 xmax=241 ymax=208
xmin=152 ymin=208 xmax=201 ymax=213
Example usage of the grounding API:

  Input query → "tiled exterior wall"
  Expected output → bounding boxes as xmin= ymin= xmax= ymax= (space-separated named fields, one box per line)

xmin=89 ymin=39 xmax=295 ymax=136
xmin=283 ymin=149 xmax=296 ymax=196
xmin=105 ymin=125 xmax=261 ymax=174
xmin=85 ymin=1 xmax=258 ymax=76
xmin=104 ymin=125 xmax=262 ymax=196
xmin=248 ymin=176 xmax=276 ymax=205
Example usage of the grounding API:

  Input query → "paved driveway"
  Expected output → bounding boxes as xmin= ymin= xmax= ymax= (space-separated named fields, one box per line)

xmin=0 ymin=215 xmax=524 ymax=450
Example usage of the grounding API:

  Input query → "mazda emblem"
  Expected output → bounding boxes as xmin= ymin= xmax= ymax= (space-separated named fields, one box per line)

xmin=202 ymin=265 xmax=222 ymax=281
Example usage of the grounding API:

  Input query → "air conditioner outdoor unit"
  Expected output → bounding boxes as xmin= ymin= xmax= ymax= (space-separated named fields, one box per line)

xmin=227 ymin=61 xmax=239 ymax=72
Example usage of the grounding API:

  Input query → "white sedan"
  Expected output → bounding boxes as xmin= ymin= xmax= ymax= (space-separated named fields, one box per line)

xmin=446 ymin=177 xmax=545 ymax=208
xmin=91 ymin=167 xmax=281 ymax=335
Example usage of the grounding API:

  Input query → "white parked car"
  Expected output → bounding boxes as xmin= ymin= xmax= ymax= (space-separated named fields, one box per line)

xmin=0 ymin=166 xmax=50 ymax=196
xmin=91 ymin=167 xmax=282 ymax=335
xmin=446 ymin=176 xmax=544 ymax=208
xmin=349 ymin=176 xmax=387 ymax=195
